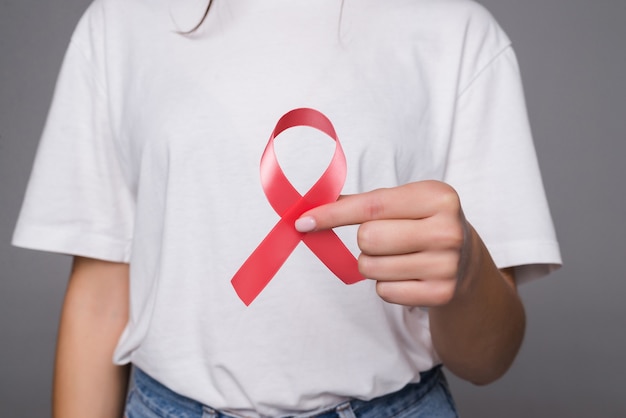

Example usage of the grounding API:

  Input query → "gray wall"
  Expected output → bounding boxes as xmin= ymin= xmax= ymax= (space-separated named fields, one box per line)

xmin=1 ymin=0 xmax=624 ymax=416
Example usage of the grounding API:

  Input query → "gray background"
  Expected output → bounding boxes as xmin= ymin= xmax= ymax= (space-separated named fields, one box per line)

xmin=1 ymin=0 xmax=624 ymax=416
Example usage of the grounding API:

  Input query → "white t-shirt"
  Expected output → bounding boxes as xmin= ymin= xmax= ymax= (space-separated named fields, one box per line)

xmin=13 ymin=0 xmax=561 ymax=416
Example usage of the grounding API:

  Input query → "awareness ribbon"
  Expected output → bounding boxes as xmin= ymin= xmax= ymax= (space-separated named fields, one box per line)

xmin=231 ymin=108 xmax=364 ymax=305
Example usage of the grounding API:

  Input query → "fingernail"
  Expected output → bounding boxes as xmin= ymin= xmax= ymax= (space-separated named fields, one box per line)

xmin=295 ymin=216 xmax=316 ymax=232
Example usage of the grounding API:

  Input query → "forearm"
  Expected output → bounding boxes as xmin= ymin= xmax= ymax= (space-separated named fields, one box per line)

xmin=53 ymin=257 xmax=130 ymax=418
xmin=429 ymin=225 xmax=525 ymax=385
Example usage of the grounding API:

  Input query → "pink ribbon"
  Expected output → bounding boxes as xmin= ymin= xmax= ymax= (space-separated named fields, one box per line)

xmin=231 ymin=108 xmax=364 ymax=305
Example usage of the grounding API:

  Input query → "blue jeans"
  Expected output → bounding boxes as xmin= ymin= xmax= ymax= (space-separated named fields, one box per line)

xmin=125 ymin=366 xmax=458 ymax=418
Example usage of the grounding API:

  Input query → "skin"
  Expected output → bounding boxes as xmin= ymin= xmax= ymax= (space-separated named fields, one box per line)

xmin=53 ymin=180 xmax=524 ymax=416
xmin=296 ymin=180 xmax=525 ymax=384
xmin=53 ymin=257 xmax=130 ymax=418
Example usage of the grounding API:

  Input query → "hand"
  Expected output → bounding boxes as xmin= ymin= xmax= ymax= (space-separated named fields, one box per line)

xmin=295 ymin=180 xmax=474 ymax=307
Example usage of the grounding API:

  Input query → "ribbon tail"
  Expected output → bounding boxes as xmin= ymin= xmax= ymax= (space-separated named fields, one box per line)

xmin=302 ymin=231 xmax=364 ymax=284
xmin=231 ymin=220 xmax=302 ymax=305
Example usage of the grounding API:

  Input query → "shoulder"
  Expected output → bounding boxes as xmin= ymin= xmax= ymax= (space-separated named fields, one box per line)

xmin=73 ymin=0 xmax=168 ymax=36
xmin=83 ymin=0 xmax=158 ymax=15
xmin=69 ymin=0 xmax=175 ymax=54
xmin=362 ymin=0 xmax=512 ymax=74
xmin=362 ymin=0 xmax=510 ymax=50
xmin=377 ymin=0 xmax=502 ymax=24
xmin=405 ymin=0 xmax=509 ymax=47
xmin=407 ymin=0 xmax=513 ymax=82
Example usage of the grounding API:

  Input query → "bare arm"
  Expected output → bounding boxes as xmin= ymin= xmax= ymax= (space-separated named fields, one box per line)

xmin=428 ymin=231 xmax=525 ymax=385
xmin=296 ymin=181 xmax=525 ymax=385
xmin=53 ymin=256 xmax=130 ymax=418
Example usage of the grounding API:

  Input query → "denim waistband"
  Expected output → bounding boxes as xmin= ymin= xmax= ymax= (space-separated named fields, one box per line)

xmin=129 ymin=365 xmax=449 ymax=418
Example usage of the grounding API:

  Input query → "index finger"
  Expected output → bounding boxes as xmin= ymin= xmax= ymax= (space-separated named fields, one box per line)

xmin=295 ymin=181 xmax=455 ymax=232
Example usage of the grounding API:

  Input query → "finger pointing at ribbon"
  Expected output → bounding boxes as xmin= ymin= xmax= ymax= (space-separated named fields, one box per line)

xmin=296 ymin=182 xmax=459 ymax=231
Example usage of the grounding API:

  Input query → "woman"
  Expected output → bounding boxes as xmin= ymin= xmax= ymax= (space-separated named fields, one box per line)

xmin=13 ymin=0 xmax=561 ymax=416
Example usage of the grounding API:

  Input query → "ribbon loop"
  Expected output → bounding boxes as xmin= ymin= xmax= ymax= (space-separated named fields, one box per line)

xmin=231 ymin=108 xmax=364 ymax=305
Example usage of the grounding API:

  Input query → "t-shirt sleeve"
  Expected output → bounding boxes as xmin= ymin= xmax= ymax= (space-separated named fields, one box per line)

xmin=443 ymin=46 xmax=562 ymax=283
xmin=12 ymin=8 xmax=134 ymax=263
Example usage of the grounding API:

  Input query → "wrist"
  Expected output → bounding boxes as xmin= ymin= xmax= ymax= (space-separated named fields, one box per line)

xmin=454 ymin=222 xmax=485 ymax=298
